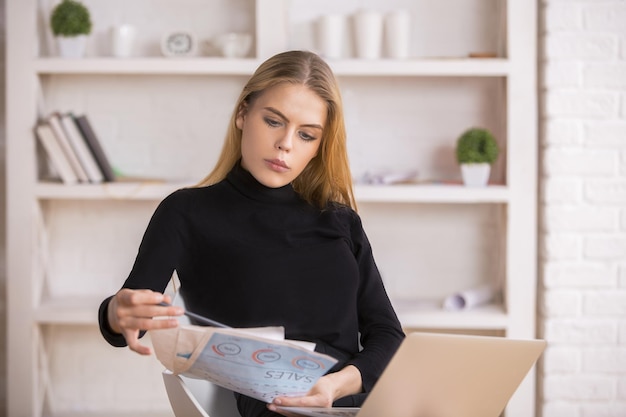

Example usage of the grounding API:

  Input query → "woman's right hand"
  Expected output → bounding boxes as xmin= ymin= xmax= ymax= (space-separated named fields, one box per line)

xmin=107 ymin=288 xmax=184 ymax=355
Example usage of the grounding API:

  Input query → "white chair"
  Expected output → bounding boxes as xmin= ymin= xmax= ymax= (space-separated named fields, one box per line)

xmin=163 ymin=370 xmax=240 ymax=417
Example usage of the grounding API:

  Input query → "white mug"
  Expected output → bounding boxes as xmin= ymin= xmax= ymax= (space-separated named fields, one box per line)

xmin=353 ymin=10 xmax=383 ymax=59
xmin=317 ymin=14 xmax=345 ymax=59
xmin=111 ymin=24 xmax=137 ymax=58
xmin=385 ymin=10 xmax=411 ymax=59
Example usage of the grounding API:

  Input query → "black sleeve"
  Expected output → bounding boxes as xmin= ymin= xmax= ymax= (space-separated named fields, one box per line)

xmin=98 ymin=190 xmax=188 ymax=347
xmin=344 ymin=211 xmax=405 ymax=392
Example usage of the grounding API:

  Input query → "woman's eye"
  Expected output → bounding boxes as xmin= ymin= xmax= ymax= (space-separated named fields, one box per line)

xmin=299 ymin=131 xmax=316 ymax=141
xmin=264 ymin=117 xmax=282 ymax=128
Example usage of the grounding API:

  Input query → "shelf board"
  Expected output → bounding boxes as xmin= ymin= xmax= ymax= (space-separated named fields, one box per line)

xmin=332 ymin=58 xmax=509 ymax=77
xmin=35 ymin=181 xmax=193 ymax=200
xmin=52 ymin=412 xmax=172 ymax=417
xmin=34 ymin=299 xmax=509 ymax=340
xmin=34 ymin=57 xmax=259 ymax=75
xmin=393 ymin=300 xmax=508 ymax=330
xmin=35 ymin=182 xmax=509 ymax=203
xmin=35 ymin=296 xmax=105 ymax=324
xmin=355 ymin=184 xmax=509 ymax=203
xmin=34 ymin=57 xmax=509 ymax=77
xmin=36 ymin=295 xmax=508 ymax=331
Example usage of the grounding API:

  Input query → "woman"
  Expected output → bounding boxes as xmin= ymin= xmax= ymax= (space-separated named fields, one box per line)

xmin=98 ymin=50 xmax=405 ymax=417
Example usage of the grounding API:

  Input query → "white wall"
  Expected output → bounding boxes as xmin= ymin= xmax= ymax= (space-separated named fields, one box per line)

xmin=539 ymin=1 xmax=626 ymax=416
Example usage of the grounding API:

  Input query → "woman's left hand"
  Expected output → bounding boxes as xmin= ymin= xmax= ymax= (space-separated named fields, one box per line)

xmin=267 ymin=365 xmax=362 ymax=416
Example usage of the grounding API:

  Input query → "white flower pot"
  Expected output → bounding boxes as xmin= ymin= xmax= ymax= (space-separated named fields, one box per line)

xmin=56 ymin=35 xmax=87 ymax=58
xmin=460 ymin=163 xmax=491 ymax=187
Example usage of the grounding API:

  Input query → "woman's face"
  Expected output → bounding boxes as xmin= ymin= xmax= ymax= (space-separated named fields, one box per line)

xmin=236 ymin=82 xmax=326 ymax=188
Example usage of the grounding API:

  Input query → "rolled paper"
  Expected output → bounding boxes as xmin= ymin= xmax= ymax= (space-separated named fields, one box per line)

xmin=443 ymin=285 xmax=496 ymax=311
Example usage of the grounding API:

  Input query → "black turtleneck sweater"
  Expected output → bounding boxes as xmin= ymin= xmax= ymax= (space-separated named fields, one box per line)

xmin=98 ymin=163 xmax=404 ymax=412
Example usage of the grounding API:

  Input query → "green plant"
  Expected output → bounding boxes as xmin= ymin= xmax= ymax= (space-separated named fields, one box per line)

xmin=455 ymin=127 xmax=499 ymax=164
xmin=50 ymin=0 xmax=92 ymax=37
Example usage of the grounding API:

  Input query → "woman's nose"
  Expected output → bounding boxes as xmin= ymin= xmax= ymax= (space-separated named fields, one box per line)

xmin=275 ymin=130 xmax=293 ymax=151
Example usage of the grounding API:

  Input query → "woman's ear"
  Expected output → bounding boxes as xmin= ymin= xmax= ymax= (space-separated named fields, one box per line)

xmin=235 ymin=102 xmax=248 ymax=130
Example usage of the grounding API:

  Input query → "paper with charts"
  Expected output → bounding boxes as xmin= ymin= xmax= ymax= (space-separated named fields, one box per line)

xmin=151 ymin=324 xmax=338 ymax=403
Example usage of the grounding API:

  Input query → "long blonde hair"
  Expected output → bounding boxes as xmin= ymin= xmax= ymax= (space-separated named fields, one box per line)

xmin=197 ymin=50 xmax=356 ymax=210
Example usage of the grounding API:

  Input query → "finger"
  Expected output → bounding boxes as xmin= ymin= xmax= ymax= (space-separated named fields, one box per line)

xmin=266 ymin=403 xmax=299 ymax=417
xmin=117 ymin=316 xmax=180 ymax=332
xmin=122 ymin=329 xmax=153 ymax=355
xmin=272 ymin=396 xmax=312 ymax=408
xmin=117 ymin=288 xmax=167 ymax=307
xmin=273 ymin=392 xmax=329 ymax=408
xmin=121 ymin=303 xmax=184 ymax=320
xmin=115 ymin=290 xmax=184 ymax=320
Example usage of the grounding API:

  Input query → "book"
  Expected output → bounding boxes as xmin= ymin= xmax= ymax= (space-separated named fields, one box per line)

xmin=59 ymin=113 xmax=104 ymax=183
xmin=34 ymin=122 xmax=79 ymax=184
xmin=47 ymin=112 xmax=89 ymax=182
xmin=73 ymin=114 xmax=116 ymax=182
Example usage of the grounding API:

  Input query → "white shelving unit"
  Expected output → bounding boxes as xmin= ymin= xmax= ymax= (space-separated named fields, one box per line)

xmin=7 ymin=0 xmax=537 ymax=416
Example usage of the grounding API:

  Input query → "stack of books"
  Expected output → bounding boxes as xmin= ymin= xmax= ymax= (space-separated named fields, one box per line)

xmin=34 ymin=112 xmax=116 ymax=184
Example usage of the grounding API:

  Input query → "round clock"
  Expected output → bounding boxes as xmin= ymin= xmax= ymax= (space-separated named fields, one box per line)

xmin=161 ymin=31 xmax=197 ymax=57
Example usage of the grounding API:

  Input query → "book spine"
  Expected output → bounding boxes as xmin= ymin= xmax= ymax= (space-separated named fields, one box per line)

xmin=47 ymin=113 xmax=89 ymax=182
xmin=74 ymin=115 xmax=116 ymax=182
xmin=60 ymin=113 xmax=105 ymax=183
xmin=34 ymin=122 xmax=79 ymax=184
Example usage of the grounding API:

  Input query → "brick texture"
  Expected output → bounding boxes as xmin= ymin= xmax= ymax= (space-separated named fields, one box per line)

xmin=540 ymin=1 xmax=626 ymax=416
xmin=0 ymin=0 xmax=7 ymax=415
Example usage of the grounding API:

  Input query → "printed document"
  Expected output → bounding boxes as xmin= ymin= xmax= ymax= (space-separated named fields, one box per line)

xmin=151 ymin=325 xmax=337 ymax=403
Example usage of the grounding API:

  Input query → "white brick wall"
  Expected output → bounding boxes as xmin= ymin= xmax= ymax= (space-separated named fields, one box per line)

xmin=540 ymin=1 xmax=626 ymax=417
xmin=0 ymin=0 xmax=6 ymax=415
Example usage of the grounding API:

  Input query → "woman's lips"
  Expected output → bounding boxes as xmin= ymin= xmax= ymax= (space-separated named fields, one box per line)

xmin=264 ymin=159 xmax=290 ymax=173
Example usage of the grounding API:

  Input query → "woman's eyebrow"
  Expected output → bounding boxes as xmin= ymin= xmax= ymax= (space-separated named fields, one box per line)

xmin=264 ymin=106 xmax=324 ymax=130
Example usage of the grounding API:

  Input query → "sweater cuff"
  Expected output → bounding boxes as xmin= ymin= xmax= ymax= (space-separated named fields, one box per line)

xmin=98 ymin=295 xmax=128 ymax=347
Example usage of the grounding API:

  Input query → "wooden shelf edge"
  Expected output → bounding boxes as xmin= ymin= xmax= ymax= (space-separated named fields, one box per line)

xmin=35 ymin=182 xmax=508 ymax=203
xmin=51 ymin=411 xmax=172 ymax=417
xmin=34 ymin=57 xmax=510 ymax=77
xmin=355 ymin=184 xmax=509 ymax=204
xmin=35 ymin=295 xmax=106 ymax=324
xmin=393 ymin=301 xmax=508 ymax=330
xmin=35 ymin=181 xmax=194 ymax=200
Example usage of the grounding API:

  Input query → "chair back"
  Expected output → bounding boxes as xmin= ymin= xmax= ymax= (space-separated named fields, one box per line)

xmin=163 ymin=370 xmax=239 ymax=417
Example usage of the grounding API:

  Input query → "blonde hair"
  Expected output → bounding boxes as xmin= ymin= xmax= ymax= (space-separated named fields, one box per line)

xmin=197 ymin=50 xmax=356 ymax=210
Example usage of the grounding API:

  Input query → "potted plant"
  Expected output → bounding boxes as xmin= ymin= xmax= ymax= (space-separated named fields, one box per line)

xmin=50 ymin=0 xmax=92 ymax=58
xmin=455 ymin=127 xmax=499 ymax=187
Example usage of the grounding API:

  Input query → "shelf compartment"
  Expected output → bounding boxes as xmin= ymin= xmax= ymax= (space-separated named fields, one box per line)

xmin=34 ymin=57 xmax=509 ymax=77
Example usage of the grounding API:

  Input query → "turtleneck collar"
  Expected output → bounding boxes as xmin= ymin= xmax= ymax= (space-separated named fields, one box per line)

xmin=226 ymin=161 xmax=302 ymax=204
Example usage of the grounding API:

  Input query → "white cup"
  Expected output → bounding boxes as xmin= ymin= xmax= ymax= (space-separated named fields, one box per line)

xmin=317 ymin=14 xmax=345 ymax=59
xmin=353 ymin=10 xmax=383 ymax=59
xmin=385 ymin=10 xmax=411 ymax=59
xmin=111 ymin=24 xmax=137 ymax=58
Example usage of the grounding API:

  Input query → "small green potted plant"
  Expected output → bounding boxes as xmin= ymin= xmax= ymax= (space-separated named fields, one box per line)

xmin=50 ymin=0 xmax=92 ymax=58
xmin=455 ymin=127 xmax=499 ymax=187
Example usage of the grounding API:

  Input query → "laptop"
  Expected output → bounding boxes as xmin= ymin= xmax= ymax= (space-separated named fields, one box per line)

xmin=278 ymin=332 xmax=546 ymax=417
